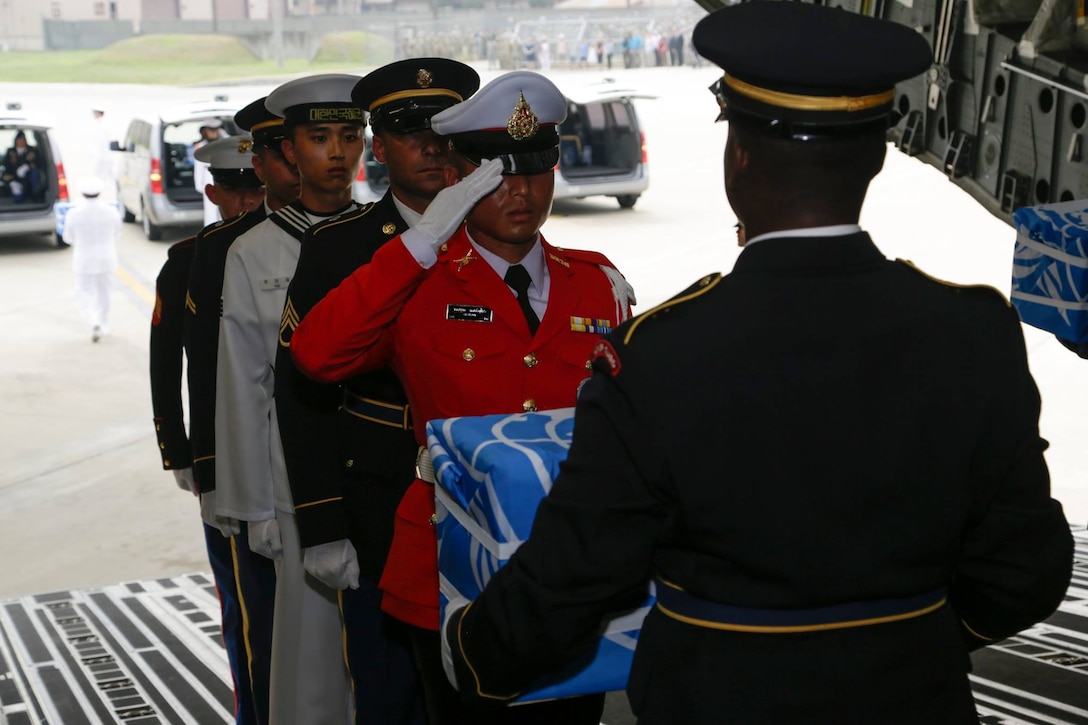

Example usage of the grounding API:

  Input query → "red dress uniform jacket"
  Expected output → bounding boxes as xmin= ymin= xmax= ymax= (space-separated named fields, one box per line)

xmin=292 ymin=226 xmax=632 ymax=629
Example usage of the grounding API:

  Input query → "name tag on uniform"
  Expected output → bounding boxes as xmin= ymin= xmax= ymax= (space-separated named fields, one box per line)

xmin=260 ymin=276 xmax=291 ymax=291
xmin=447 ymin=304 xmax=493 ymax=322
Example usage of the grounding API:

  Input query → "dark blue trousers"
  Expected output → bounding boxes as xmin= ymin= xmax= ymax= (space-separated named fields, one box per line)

xmin=204 ymin=522 xmax=276 ymax=725
xmin=232 ymin=522 xmax=277 ymax=725
xmin=339 ymin=577 xmax=426 ymax=725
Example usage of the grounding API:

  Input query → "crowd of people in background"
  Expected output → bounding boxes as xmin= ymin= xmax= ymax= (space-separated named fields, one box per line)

xmin=396 ymin=24 xmax=703 ymax=71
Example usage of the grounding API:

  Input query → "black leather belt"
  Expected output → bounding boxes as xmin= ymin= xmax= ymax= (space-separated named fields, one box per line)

xmin=341 ymin=390 xmax=412 ymax=430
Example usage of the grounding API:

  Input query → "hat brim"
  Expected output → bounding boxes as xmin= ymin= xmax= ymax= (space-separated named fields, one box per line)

xmin=454 ymin=146 xmax=560 ymax=175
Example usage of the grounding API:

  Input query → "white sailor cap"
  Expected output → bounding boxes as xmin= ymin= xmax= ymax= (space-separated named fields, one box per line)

xmin=431 ymin=70 xmax=567 ymax=174
xmin=265 ymin=73 xmax=365 ymax=128
xmin=79 ymin=176 xmax=103 ymax=197
xmin=194 ymin=135 xmax=262 ymax=187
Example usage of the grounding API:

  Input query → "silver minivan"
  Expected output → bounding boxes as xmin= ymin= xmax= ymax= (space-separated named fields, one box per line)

xmin=113 ymin=101 xmax=240 ymax=240
xmin=0 ymin=104 xmax=69 ymax=246
xmin=553 ymin=82 xmax=650 ymax=210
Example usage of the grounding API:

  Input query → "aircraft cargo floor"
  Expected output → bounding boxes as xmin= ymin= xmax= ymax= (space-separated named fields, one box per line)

xmin=1 ymin=529 xmax=1085 ymax=725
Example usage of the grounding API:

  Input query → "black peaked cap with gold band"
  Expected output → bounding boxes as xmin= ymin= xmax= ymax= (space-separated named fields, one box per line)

xmin=352 ymin=58 xmax=480 ymax=135
xmin=692 ymin=1 xmax=932 ymax=136
xmin=265 ymin=73 xmax=365 ymax=129
xmin=193 ymin=135 xmax=263 ymax=188
xmin=235 ymin=96 xmax=286 ymax=152
xmin=430 ymin=70 xmax=567 ymax=175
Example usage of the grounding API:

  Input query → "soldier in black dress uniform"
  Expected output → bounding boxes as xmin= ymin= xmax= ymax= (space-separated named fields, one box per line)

xmin=273 ymin=59 xmax=478 ymax=724
xmin=150 ymin=131 xmax=271 ymax=725
xmin=184 ymin=99 xmax=301 ymax=724
xmin=443 ymin=4 xmax=1076 ymax=723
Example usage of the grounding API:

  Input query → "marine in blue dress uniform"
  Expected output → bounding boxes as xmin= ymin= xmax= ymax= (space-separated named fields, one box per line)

xmin=151 ymin=132 xmax=270 ymax=725
xmin=443 ymin=4 xmax=1076 ymax=722
xmin=186 ymin=106 xmax=300 ymax=724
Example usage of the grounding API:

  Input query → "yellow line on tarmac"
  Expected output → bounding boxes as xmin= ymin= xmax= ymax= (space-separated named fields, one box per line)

xmin=116 ymin=265 xmax=155 ymax=307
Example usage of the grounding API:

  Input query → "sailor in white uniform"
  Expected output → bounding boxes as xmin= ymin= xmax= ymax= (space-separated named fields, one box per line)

xmin=213 ymin=73 xmax=366 ymax=725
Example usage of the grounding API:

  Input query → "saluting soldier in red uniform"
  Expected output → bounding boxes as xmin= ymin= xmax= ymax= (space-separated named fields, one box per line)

xmin=290 ymin=71 xmax=635 ymax=724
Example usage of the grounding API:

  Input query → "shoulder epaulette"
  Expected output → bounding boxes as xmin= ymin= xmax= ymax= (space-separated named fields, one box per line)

xmin=550 ymin=246 xmax=615 ymax=269
xmin=622 ymin=273 xmax=722 ymax=345
xmin=167 ymin=236 xmax=196 ymax=258
xmin=312 ymin=201 xmax=380 ymax=236
xmin=199 ymin=210 xmax=252 ymax=240
xmin=895 ymin=258 xmax=1011 ymax=307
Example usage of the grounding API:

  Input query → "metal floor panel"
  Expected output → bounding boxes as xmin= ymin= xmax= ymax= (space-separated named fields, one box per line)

xmin=0 ymin=574 xmax=232 ymax=725
xmin=0 ymin=530 xmax=1085 ymax=724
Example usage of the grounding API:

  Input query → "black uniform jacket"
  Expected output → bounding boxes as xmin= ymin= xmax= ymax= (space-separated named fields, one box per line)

xmin=448 ymin=233 xmax=1074 ymax=724
xmin=275 ymin=191 xmax=417 ymax=579
xmin=150 ymin=237 xmax=196 ymax=470
xmin=184 ymin=208 xmax=267 ymax=493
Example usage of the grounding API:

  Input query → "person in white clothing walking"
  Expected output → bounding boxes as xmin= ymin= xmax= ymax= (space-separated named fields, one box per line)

xmin=65 ymin=176 xmax=121 ymax=342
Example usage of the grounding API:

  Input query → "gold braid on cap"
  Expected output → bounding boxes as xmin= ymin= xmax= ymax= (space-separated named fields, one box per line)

xmin=724 ymin=74 xmax=895 ymax=113
xmin=250 ymin=118 xmax=284 ymax=131
xmin=368 ymin=88 xmax=463 ymax=112
xmin=507 ymin=92 xmax=539 ymax=140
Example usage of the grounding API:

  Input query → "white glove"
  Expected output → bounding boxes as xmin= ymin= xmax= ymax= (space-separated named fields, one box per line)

xmin=303 ymin=539 xmax=360 ymax=591
xmin=171 ymin=468 xmax=198 ymax=496
xmin=16 ymin=164 xmax=29 ymax=178
xmin=200 ymin=490 xmax=241 ymax=538
xmin=248 ymin=518 xmax=283 ymax=561
xmin=413 ymin=157 xmax=503 ymax=251
xmin=441 ymin=596 xmax=471 ymax=691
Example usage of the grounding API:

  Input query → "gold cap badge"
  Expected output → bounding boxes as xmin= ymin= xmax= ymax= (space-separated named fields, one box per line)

xmin=237 ymin=138 xmax=253 ymax=153
xmin=507 ymin=92 xmax=539 ymax=140
xmin=416 ymin=69 xmax=433 ymax=88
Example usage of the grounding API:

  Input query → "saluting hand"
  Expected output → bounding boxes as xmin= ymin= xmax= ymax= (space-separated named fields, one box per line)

xmin=413 ymin=157 xmax=504 ymax=252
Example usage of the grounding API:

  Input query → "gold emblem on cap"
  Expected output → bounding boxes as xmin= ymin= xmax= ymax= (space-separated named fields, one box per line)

xmin=507 ymin=92 xmax=539 ymax=140
xmin=382 ymin=222 xmax=396 ymax=235
xmin=416 ymin=69 xmax=433 ymax=88
xmin=238 ymin=139 xmax=253 ymax=153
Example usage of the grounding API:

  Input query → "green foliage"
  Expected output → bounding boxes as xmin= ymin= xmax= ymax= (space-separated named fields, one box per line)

xmin=0 ymin=32 xmax=391 ymax=84
xmin=97 ymin=34 xmax=257 ymax=65
xmin=313 ymin=31 xmax=395 ymax=66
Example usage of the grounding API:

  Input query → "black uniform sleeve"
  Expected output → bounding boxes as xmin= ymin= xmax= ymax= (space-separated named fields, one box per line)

xmin=276 ymin=234 xmax=352 ymax=547
xmin=185 ymin=234 xmax=225 ymax=492
xmin=1056 ymin=335 xmax=1088 ymax=359
xmin=951 ymin=304 xmax=1074 ymax=648
xmin=450 ymin=350 xmax=670 ymax=700
xmin=149 ymin=244 xmax=194 ymax=470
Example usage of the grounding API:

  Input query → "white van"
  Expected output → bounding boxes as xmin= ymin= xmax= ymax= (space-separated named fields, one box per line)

xmin=553 ymin=81 xmax=650 ymax=210
xmin=0 ymin=103 xmax=69 ymax=247
xmin=113 ymin=101 xmax=240 ymax=240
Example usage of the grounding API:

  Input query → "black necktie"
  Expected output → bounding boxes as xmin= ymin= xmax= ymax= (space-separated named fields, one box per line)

xmin=504 ymin=264 xmax=540 ymax=336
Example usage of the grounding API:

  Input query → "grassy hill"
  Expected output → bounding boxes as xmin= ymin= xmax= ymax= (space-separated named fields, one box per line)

xmin=0 ymin=33 xmax=391 ymax=84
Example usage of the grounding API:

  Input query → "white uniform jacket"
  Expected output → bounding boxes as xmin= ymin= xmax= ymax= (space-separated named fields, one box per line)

xmin=65 ymin=198 xmax=121 ymax=274
xmin=214 ymin=202 xmax=355 ymax=522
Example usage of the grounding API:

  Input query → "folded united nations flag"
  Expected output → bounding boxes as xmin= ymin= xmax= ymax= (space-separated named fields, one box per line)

xmin=1012 ymin=201 xmax=1088 ymax=342
xmin=428 ymin=408 xmax=652 ymax=702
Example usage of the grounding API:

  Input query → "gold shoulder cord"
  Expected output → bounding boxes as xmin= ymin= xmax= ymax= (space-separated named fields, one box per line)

xmin=623 ymin=274 xmax=722 ymax=345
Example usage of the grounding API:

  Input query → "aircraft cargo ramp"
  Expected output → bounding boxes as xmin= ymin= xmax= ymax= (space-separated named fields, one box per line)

xmin=0 ymin=530 xmax=1085 ymax=725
